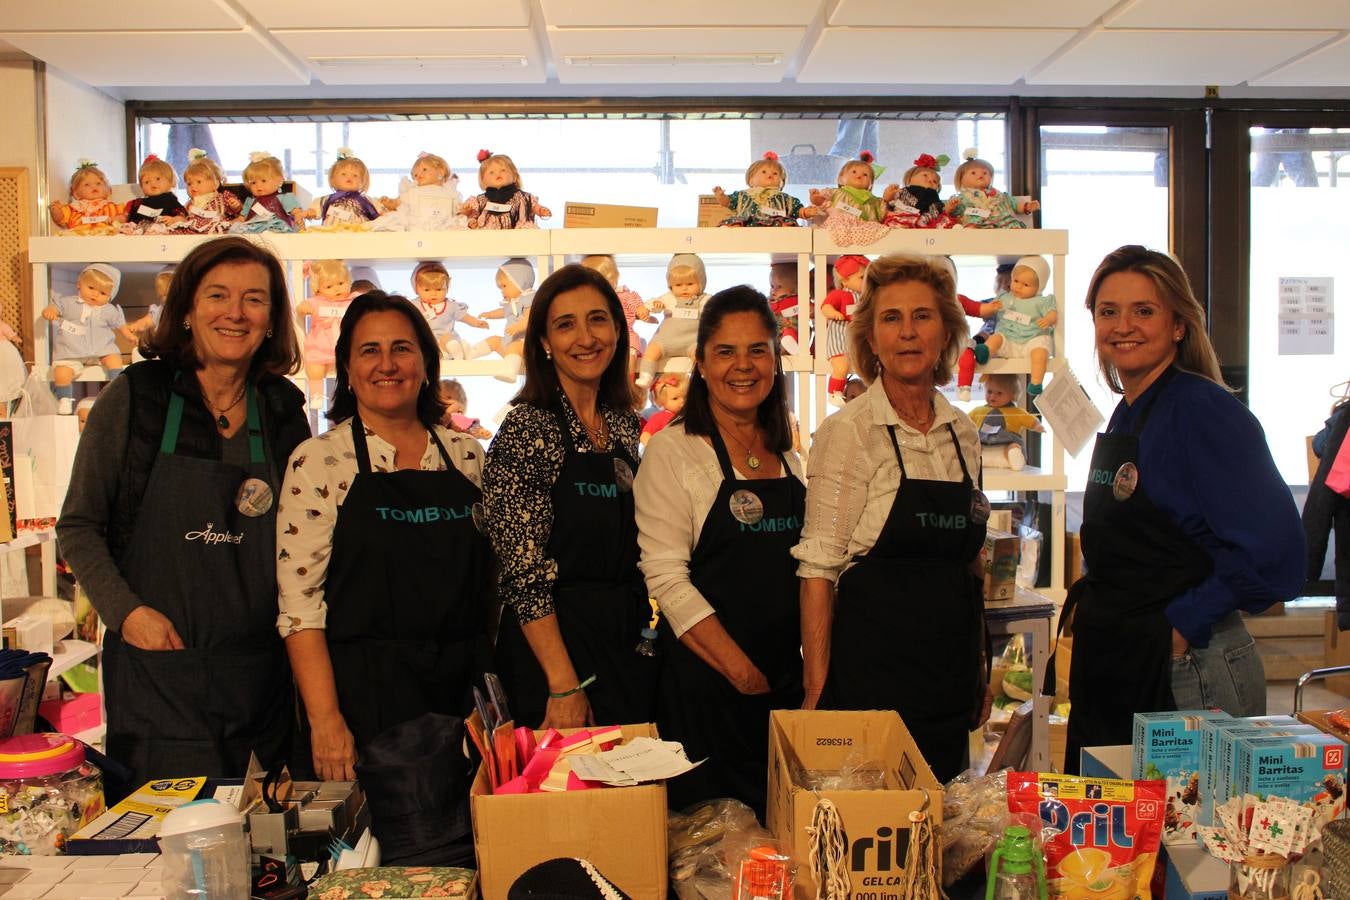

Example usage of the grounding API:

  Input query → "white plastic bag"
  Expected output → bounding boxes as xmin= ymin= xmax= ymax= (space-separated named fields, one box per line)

xmin=14 ymin=370 xmax=58 ymax=418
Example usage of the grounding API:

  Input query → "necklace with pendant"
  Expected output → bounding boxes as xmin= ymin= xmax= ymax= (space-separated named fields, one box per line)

xmin=720 ymin=423 xmax=762 ymax=470
xmin=207 ymin=384 xmax=247 ymax=431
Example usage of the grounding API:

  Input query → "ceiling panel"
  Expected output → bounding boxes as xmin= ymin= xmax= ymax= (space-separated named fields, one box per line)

xmin=0 ymin=0 xmax=243 ymax=30
xmin=541 ymin=0 xmax=820 ymax=27
xmin=0 ymin=30 xmax=308 ymax=85
xmin=547 ymin=27 xmax=803 ymax=83
xmin=236 ymin=0 xmax=530 ymax=29
xmin=1108 ymin=0 xmax=1350 ymax=30
xmin=799 ymin=27 xmax=1075 ymax=84
xmin=1029 ymin=29 xmax=1337 ymax=85
xmin=273 ymin=28 xmax=544 ymax=84
xmin=831 ymin=0 xmax=1117 ymax=28
xmin=1251 ymin=35 xmax=1350 ymax=86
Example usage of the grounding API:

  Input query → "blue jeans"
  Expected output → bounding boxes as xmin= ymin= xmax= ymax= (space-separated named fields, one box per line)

xmin=1169 ymin=610 xmax=1266 ymax=716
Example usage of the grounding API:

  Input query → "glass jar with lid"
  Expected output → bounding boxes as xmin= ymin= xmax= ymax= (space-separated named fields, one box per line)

xmin=0 ymin=733 xmax=105 ymax=855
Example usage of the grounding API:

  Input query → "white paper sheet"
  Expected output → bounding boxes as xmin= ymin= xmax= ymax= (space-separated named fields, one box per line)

xmin=1277 ymin=276 xmax=1333 ymax=355
xmin=1034 ymin=366 xmax=1105 ymax=458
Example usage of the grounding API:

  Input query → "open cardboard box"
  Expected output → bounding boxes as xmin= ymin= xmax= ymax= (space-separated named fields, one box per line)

xmin=470 ymin=722 xmax=668 ymax=899
xmin=767 ymin=710 xmax=943 ymax=899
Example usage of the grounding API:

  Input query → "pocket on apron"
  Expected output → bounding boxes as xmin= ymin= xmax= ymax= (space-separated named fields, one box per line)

xmin=109 ymin=645 xmax=213 ymax=738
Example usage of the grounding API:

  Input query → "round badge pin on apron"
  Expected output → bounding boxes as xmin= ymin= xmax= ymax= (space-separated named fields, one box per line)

xmin=613 ymin=458 xmax=634 ymax=493
xmin=471 ymin=501 xmax=488 ymax=534
xmin=1113 ymin=461 xmax=1139 ymax=501
xmin=235 ymin=477 xmax=274 ymax=517
xmin=970 ymin=488 xmax=991 ymax=525
xmin=728 ymin=489 xmax=764 ymax=525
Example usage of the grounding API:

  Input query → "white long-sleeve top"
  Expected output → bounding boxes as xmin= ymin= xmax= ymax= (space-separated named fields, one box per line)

xmin=634 ymin=423 xmax=805 ymax=638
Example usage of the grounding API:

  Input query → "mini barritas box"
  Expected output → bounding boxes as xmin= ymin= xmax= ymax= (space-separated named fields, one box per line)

xmin=1210 ymin=724 xmax=1316 ymax=827
xmin=1232 ymin=732 xmax=1348 ymax=826
xmin=981 ymin=530 xmax=1020 ymax=602
xmin=1131 ymin=710 xmax=1231 ymax=845
xmin=1199 ymin=716 xmax=1300 ymax=827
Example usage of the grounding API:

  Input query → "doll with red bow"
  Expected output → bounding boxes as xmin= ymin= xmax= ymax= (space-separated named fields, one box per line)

xmin=883 ymin=153 xmax=961 ymax=229
xmin=295 ymin=259 xmax=355 ymax=409
xmin=306 ymin=148 xmax=382 ymax=230
xmin=459 ymin=150 xmax=550 ymax=230
xmin=945 ymin=148 xmax=1039 ymax=229
xmin=811 ymin=153 xmax=896 ymax=246
xmin=50 ymin=160 xmax=125 ymax=235
xmin=823 ymin=255 xmax=869 ymax=407
xmin=120 ymin=155 xmax=186 ymax=233
xmin=712 ymin=151 xmax=817 ymax=227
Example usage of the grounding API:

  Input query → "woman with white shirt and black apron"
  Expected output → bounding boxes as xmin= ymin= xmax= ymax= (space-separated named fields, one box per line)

xmin=635 ymin=287 xmax=805 ymax=817
xmin=794 ymin=254 xmax=992 ymax=783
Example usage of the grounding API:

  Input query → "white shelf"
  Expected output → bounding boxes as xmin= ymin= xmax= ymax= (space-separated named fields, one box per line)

xmin=0 ymin=528 xmax=54 ymax=552
xmin=984 ymin=465 xmax=1067 ymax=492
xmin=551 ymin=227 xmax=812 ymax=266
xmin=48 ymin=639 xmax=100 ymax=681
xmin=814 ymin=227 xmax=1069 ymax=258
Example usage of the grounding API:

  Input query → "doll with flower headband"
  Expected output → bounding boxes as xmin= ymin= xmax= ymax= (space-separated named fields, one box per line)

xmin=50 ymin=160 xmax=124 ymax=235
xmin=120 ymin=155 xmax=186 ymax=233
xmin=823 ymin=254 xmax=868 ymax=407
xmin=231 ymin=151 xmax=303 ymax=233
xmin=810 ymin=153 xmax=896 ymax=246
xmin=459 ymin=150 xmax=551 ymax=230
xmin=306 ymin=148 xmax=382 ymax=230
xmin=466 ymin=257 xmax=536 ymax=381
xmin=373 ymin=152 xmax=467 ymax=231
xmin=945 ymin=148 xmax=1039 ymax=229
xmin=42 ymin=263 xmax=133 ymax=414
xmin=295 ymin=259 xmax=355 ymax=409
xmin=167 ymin=149 xmax=242 ymax=234
xmin=411 ymin=261 xmax=487 ymax=358
xmin=883 ymin=153 xmax=961 ymax=229
xmin=712 ymin=151 xmax=817 ymax=227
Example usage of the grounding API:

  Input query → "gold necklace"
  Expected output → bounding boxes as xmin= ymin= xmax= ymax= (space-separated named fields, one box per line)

xmin=718 ymin=421 xmax=763 ymax=471
xmin=206 ymin=384 xmax=247 ymax=430
xmin=580 ymin=413 xmax=610 ymax=451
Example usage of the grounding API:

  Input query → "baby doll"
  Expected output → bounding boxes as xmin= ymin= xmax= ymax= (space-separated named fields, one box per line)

xmin=307 ymin=148 xmax=381 ymax=230
xmin=42 ymin=263 xmax=133 ymax=414
xmin=467 ymin=257 xmax=536 ymax=381
xmin=126 ymin=265 xmax=174 ymax=340
xmin=580 ymin=254 xmax=651 ymax=370
xmin=945 ymin=149 xmax=1039 ymax=229
xmin=373 ymin=152 xmax=467 ymax=232
xmin=232 ymin=151 xmax=303 ymax=233
xmin=439 ymin=378 xmax=492 ymax=440
xmin=641 ymin=373 xmax=689 ymax=446
xmin=49 ymin=160 xmax=124 ymax=236
xmin=712 ymin=151 xmax=816 ymax=227
xmin=822 ymin=254 xmax=868 ymax=407
xmin=295 ymin=259 xmax=355 ymax=409
xmin=411 ymin=261 xmax=487 ymax=359
xmin=810 ymin=153 xmax=890 ymax=223
xmin=459 ymin=150 xmax=551 ymax=230
xmin=974 ymin=255 xmax=1057 ymax=398
xmin=636 ymin=254 xmax=710 ymax=390
xmin=883 ymin=153 xmax=960 ymax=229
xmin=120 ymin=155 xmax=186 ymax=233
xmin=168 ymin=149 xmax=242 ymax=235
xmin=970 ymin=374 xmax=1043 ymax=471
xmin=768 ymin=260 xmax=811 ymax=356
xmin=925 ymin=255 xmax=1005 ymax=402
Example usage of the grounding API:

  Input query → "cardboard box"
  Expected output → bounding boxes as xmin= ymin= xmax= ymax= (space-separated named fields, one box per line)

xmin=982 ymin=530 xmax=1020 ymax=602
xmin=38 ymin=692 xmax=101 ymax=733
xmin=1232 ymin=731 xmax=1347 ymax=824
xmin=697 ymin=194 xmax=732 ymax=227
xmin=470 ymin=723 xmax=667 ymax=899
xmin=1198 ymin=715 xmax=1299 ymax=826
xmin=767 ymin=710 xmax=942 ymax=899
xmin=1324 ymin=610 xmax=1350 ymax=696
xmin=563 ymin=202 xmax=658 ymax=229
xmin=1065 ymin=531 xmax=1083 ymax=587
xmin=1131 ymin=710 xmax=1231 ymax=844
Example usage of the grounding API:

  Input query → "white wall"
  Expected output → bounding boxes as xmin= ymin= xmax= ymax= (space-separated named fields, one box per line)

xmin=44 ymin=65 xmax=126 ymax=205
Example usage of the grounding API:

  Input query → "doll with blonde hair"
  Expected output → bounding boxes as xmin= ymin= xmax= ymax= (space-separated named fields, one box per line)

xmin=467 ymin=257 xmax=536 ymax=380
xmin=373 ymin=152 xmax=467 ymax=231
xmin=945 ymin=148 xmax=1039 ymax=229
xmin=121 ymin=155 xmax=185 ymax=232
xmin=971 ymin=374 xmax=1043 ymax=471
xmin=295 ymin=259 xmax=355 ymax=409
xmin=42 ymin=263 xmax=133 ymax=413
xmin=580 ymin=254 xmax=651 ymax=370
xmin=50 ymin=160 xmax=125 ymax=235
xmin=459 ymin=150 xmax=550 ymax=230
xmin=168 ymin=149 xmax=242 ymax=234
xmin=975 ymin=255 xmax=1057 ymax=398
xmin=411 ymin=261 xmax=487 ymax=358
xmin=883 ymin=153 xmax=960 ymax=229
xmin=232 ymin=151 xmax=303 ymax=233
xmin=636 ymin=253 xmax=710 ymax=390
xmin=127 ymin=265 xmax=175 ymax=339
xmin=810 ymin=152 xmax=897 ymax=246
xmin=306 ymin=148 xmax=381 ymax=230
xmin=712 ymin=151 xmax=817 ymax=227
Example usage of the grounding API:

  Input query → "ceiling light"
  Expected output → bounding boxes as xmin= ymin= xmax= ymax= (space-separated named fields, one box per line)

xmin=563 ymin=53 xmax=781 ymax=67
xmin=309 ymin=55 xmax=528 ymax=69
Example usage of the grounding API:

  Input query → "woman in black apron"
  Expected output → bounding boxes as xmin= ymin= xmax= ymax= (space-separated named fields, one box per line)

xmin=58 ymin=237 xmax=308 ymax=796
xmin=634 ymin=287 xmax=804 ymax=817
xmin=278 ymin=292 xmax=490 ymax=781
xmin=1062 ymin=246 xmax=1304 ymax=772
xmin=484 ymin=264 xmax=654 ymax=730
xmin=796 ymin=254 xmax=991 ymax=784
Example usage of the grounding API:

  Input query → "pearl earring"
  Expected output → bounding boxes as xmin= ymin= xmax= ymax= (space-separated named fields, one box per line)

xmin=266 ymin=328 xmax=273 ymax=338
xmin=183 ymin=319 xmax=191 ymax=331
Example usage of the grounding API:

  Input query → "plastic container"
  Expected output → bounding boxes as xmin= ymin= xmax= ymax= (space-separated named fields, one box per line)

xmin=0 ymin=732 xmax=104 ymax=855
xmin=159 ymin=799 xmax=251 ymax=898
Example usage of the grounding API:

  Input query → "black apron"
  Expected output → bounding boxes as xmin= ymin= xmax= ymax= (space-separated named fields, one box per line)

xmin=1061 ymin=368 xmax=1213 ymax=772
xmin=821 ymin=422 xmax=986 ymax=784
xmin=496 ymin=404 xmax=655 ymax=728
xmin=658 ymin=432 xmax=805 ymax=816
xmin=324 ymin=415 xmax=489 ymax=751
xmin=105 ymin=385 xmax=291 ymax=787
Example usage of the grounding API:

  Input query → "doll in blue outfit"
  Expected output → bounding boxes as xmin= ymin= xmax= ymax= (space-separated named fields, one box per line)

xmin=41 ymin=263 xmax=133 ymax=414
xmin=975 ymin=255 xmax=1057 ymax=397
xmin=232 ymin=152 xmax=303 ymax=233
xmin=411 ymin=261 xmax=487 ymax=359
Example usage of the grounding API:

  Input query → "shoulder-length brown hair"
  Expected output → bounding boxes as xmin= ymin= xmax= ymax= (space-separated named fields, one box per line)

xmin=1084 ymin=244 xmax=1227 ymax=393
xmin=848 ymin=253 xmax=967 ymax=386
xmin=513 ymin=264 xmax=634 ymax=413
xmin=142 ymin=236 xmax=301 ymax=377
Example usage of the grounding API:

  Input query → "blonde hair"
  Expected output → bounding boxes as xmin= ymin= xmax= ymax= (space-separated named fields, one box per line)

xmin=412 ymin=153 xmax=450 ymax=183
xmin=902 ymin=163 xmax=938 ymax=186
xmin=68 ymin=162 xmax=109 ymax=196
xmin=579 ymin=254 xmax=619 ymax=285
xmin=848 ymin=253 xmax=968 ymax=387
xmin=243 ymin=154 xmax=285 ymax=183
xmin=329 ymin=156 xmax=370 ymax=192
xmin=980 ymin=373 xmax=1022 ymax=403
xmin=953 ymin=152 xmax=993 ymax=191
xmin=477 ymin=153 xmax=521 ymax=190
xmin=1084 ymin=245 xmax=1227 ymax=393
xmin=137 ymin=156 xmax=176 ymax=189
xmin=836 ymin=158 xmax=875 ymax=189
xmin=746 ymin=156 xmax=786 ymax=186
xmin=183 ymin=152 xmax=224 ymax=186
xmin=309 ymin=259 xmax=352 ymax=293
xmin=78 ymin=267 xmax=116 ymax=294
xmin=654 ymin=372 xmax=689 ymax=404
xmin=413 ymin=262 xmax=450 ymax=292
xmin=439 ymin=377 xmax=467 ymax=406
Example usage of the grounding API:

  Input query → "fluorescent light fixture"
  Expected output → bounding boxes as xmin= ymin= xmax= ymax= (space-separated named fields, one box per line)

xmin=563 ymin=53 xmax=781 ymax=67
xmin=309 ymin=55 xmax=528 ymax=69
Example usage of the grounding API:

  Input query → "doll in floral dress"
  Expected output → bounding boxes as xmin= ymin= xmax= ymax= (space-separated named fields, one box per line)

xmin=883 ymin=153 xmax=960 ymax=229
xmin=168 ymin=149 xmax=242 ymax=234
xmin=712 ymin=151 xmax=816 ymax=226
xmin=810 ymin=153 xmax=896 ymax=245
xmin=945 ymin=148 xmax=1039 ymax=229
xmin=306 ymin=149 xmax=382 ymax=230
xmin=580 ymin=254 xmax=651 ymax=378
xmin=459 ymin=150 xmax=551 ymax=230
xmin=50 ymin=160 xmax=124 ymax=235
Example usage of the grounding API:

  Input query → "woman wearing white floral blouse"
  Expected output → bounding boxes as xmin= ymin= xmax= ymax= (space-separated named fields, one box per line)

xmin=276 ymin=292 xmax=490 ymax=781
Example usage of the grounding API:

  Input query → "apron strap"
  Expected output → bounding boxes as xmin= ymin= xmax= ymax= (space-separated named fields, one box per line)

xmin=886 ymin=422 xmax=971 ymax=486
xmin=708 ymin=429 xmax=739 ymax=482
xmin=160 ymin=393 xmax=185 ymax=455
xmin=160 ymin=382 xmax=263 ymax=466
xmin=427 ymin=428 xmax=454 ymax=470
xmin=350 ymin=412 xmax=374 ymax=475
xmin=885 ymin=425 xmax=908 ymax=479
xmin=244 ymin=385 xmax=264 ymax=465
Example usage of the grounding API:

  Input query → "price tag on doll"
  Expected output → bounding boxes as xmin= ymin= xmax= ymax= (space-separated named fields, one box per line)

xmin=980 ymin=423 xmax=1002 ymax=435
xmin=471 ymin=502 xmax=488 ymax=534
xmin=484 ymin=201 xmax=513 ymax=213
xmin=965 ymin=207 xmax=990 ymax=219
xmin=58 ymin=320 xmax=87 ymax=336
xmin=728 ymin=489 xmax=764 ymax=526
xmin=1002 ymin=310 xmax=1034 ymax=326
xmin=762 ymin=207 xmax=786 ymax=218
xmin=613 ymin=459 xmax=634 ymax=493
xmin=252 ymin=204 xmax=276 ymax=219
xmin=85 ymin=215 xmax=109 ymax=223
xmin=896 ymin=203 xmax=920 ymax=216
xmin=673 ymin=307 xmax=699 ymax=320
xmin=137 ymin=205 xmax=161 ymax=219
xmin=1112 ymin=461 xmax=1139 ymax=501
xmin=836 ymin=202 xmax=862 ymax=218
xmin=970 ymin=489 xmax=991 ymax=525
xmin=318 ymin=307 xmax=345 ymax=319
xmin=235 ymin=477 xmax=274 ymax=518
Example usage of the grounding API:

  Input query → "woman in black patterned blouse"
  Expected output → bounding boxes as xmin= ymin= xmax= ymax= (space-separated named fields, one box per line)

xmin=483 ymin=264 xmax=655 ymax=729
